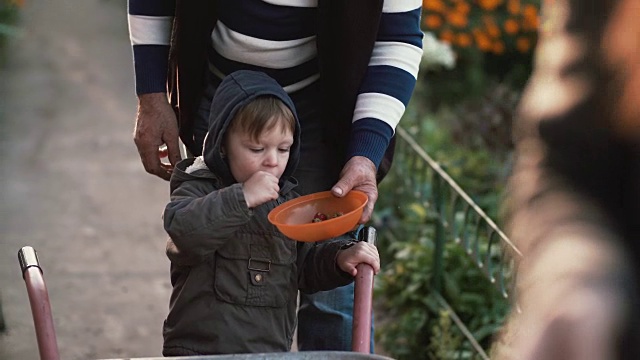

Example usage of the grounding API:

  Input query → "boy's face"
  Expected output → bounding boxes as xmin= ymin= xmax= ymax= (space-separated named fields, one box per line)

xmin=225 ymin=118 xmax=294 ymax=183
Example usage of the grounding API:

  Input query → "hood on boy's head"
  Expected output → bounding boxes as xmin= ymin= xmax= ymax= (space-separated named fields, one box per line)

xmin=202 ymin=70 xmax=301 ymax=187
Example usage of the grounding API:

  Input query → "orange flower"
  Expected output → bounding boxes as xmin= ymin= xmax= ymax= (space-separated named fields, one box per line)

xmin=447 ymin=11 xmax=468 ymax=28
xmin=478 ymin=0 xmax=502 ymax=11
xmin=507 ymin=0 xmax=520 ymax=14
xmin=483 ymin=16 xmax=501 ymax=38
xmin=455 ymin=2 xmax=470 ymax=15
xmin=424 ymin=14 xmax=444 ymax=29
xmin=439 ymin=29 xmax=456 ymax=44
xmin=423 ymin=0 xmax=446 ymax=12
xmin=516 ymin=37 xmax=532 ymax=53
xmin=492 ymin=41 xmax=505 ymax=54
xmin=504 ymin=18 xmax=520 ymax=34
xmin=474 ymin=31 xmax=493 ymax=51
xmin=9 ymin=0 xmax=24 ymax=6
xmin=487 ymin=24 xmax=501 ymax=38
xmin=522 ymin=17 xmax=540 ymax=31
xmin=456 ymin=33 xmax=473 ymax=48
xmin=522 ymin=4 xmax=538 ymax=19
xmin=522 ymin=6 xmax=540 ymax=31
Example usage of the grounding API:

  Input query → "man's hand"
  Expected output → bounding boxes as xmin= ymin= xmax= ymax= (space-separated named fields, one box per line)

xmin=331 ymin=156 xmax=378 ymax=223
xmin=134 ymin=93 xmax=182 ymax=181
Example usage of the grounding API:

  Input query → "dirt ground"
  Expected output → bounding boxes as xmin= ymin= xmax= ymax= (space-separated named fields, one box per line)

xmin=0 ymin=0 xmax=172 ymax=359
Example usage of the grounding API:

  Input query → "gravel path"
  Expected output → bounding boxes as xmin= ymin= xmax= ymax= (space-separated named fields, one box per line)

xmin=0 ymin=1 xmax=172 ymax=359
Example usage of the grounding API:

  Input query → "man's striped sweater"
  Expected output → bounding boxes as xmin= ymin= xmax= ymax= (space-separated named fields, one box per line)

xmin=128 ymin=0 xmax=423 ymax=168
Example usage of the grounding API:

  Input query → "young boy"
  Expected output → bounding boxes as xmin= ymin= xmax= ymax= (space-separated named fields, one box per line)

xmin=161 ymin=70 xmax=380 ymax=356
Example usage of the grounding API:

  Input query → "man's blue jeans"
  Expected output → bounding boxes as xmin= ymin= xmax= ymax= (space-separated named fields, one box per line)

xmin=298 ymin=283 xmax=355 ymax=350
xmin=297 ymin=281 xmax=375 ymax=351
xmin=287 ymin=84 xmax=373 ymax=351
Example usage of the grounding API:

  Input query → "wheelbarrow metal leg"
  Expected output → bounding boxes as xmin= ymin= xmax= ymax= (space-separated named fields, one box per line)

xmin=352 ymin=226 xmax=376 ymax=353
xmin=19 ymin=246 xmax=60 ymax=360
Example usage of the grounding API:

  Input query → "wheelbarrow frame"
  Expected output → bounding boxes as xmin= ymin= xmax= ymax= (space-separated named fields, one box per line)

xmin=17 ymin=227 xmax=382 ymax=360
xmin=18 ymin=247 xmax=59 ymax=360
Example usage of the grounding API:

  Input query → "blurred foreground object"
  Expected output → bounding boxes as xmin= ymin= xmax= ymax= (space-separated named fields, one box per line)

xmin=493 ymin=0 xmax=640 ymax=359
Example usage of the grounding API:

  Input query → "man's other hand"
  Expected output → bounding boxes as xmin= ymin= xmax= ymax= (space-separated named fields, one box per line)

xmin=331 ymin=156 xmax=378 ymax=224
xmin=134 ymin=93 xmax=181 ymax=181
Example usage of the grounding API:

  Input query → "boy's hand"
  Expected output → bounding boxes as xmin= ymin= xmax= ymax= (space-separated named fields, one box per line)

xmin=337 ymin=242 xmax=380 ymax=277
xmin=243 ymin=171 xmax=280 ymax=208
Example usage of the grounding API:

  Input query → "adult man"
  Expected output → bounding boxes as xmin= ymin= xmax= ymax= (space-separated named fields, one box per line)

xmin=128 ymin=0 xmax=423 ymax=351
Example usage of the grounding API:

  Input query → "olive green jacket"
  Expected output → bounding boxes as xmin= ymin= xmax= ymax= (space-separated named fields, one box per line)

xmin=161 ymin=71 xmax=354 ymax=356
xmin=162 ymin=158 xmax=353 ymax=356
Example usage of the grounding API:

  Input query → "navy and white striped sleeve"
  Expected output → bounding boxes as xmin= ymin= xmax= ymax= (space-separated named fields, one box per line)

xmin=127 ymin=0 xmax=176 ymax=95
xmin=347 ymin=0 xmax=423 ymax=168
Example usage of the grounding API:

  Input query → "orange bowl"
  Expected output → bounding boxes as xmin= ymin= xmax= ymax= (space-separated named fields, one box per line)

xmin=268 ymin=190 xmax=368 ymax=242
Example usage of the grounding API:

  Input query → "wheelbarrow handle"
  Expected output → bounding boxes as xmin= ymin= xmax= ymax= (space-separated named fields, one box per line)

xmin=352 ymin=226 xmax=376 ymax=353
xmin=18 ymin=246 xmax=60 ymax=360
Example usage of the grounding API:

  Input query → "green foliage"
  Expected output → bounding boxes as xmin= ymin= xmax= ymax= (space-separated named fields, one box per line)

xmin=373 ymin=13 xmax=532 ymax=350
xmin=387 ymin=96 xmax=513 ymax=219
xmin=374 ymin=234 xmax=435 ymax=359
xmin=0 ymin=2 xmax=20 ymax=35
xmin=374 ymin=219 xmax=511 ymax=359
xmin=373 ymin=71 xmax=520 ymax=358
xmin=428 ymin=310 xmax=462 ymax=360
xmin=0 ymin=1 xmax=21 ymax=66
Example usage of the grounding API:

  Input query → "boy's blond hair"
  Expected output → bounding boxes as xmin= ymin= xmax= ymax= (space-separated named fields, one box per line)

xmin=228 ymin=96 xmax=295 ymax=142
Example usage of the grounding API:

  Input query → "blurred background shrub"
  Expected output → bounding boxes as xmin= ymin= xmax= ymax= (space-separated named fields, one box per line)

xmin=0 ymin=0 xmax=22 ymax=65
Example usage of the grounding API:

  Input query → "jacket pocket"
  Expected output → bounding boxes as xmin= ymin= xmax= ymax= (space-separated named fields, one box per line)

xmin=214 ymin=236 xmax=296 ymax=308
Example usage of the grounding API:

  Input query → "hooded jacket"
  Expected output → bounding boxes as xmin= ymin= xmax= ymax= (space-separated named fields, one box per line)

xmin=162 ymin=70 xmax=353 ymax=356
